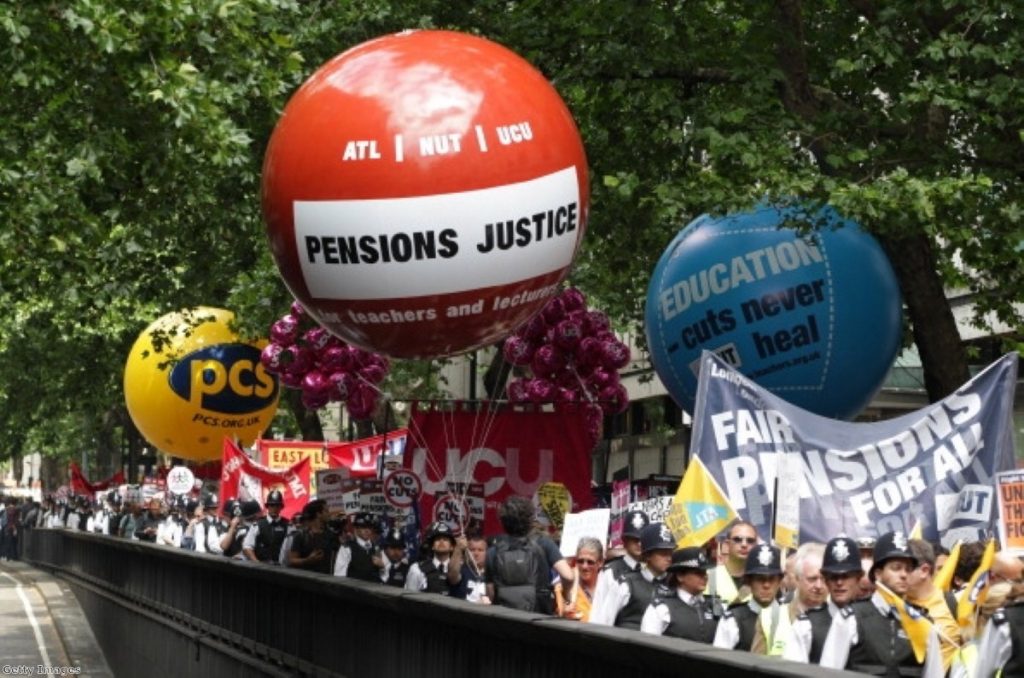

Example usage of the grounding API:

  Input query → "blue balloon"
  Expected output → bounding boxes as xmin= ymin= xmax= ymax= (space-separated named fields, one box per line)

xmin=645 ymin=204 xmax=902 ymax=420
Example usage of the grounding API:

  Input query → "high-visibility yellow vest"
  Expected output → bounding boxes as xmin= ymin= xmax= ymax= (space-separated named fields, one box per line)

xmin=759 ymin=602 xmax=793 ymax=657
xmin=705 ymin=564 xmax=744 ymax=604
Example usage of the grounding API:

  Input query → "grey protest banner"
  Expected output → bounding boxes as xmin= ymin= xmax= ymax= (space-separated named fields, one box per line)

xmin=690 ymin=351 xmax=1018 ymax=545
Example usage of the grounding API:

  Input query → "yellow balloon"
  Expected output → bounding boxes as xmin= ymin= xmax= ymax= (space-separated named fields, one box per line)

xmin=124 ymin=307 xmax=280 ymax=461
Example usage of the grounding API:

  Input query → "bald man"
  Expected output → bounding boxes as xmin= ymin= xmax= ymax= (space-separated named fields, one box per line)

xmin=991 ymin=550 xmax=1024 ymax=585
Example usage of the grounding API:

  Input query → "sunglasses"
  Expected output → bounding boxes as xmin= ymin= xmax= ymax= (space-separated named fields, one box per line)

xmin=731 ymin=537 xmax=756 ymax=544
xmin=576 ymin=558 xmax=599 ymax=565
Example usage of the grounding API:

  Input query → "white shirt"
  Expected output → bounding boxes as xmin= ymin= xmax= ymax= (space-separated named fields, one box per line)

xmin=713 ymin=598 xmax=781 ymax=650
xmin=194 ymin=518 xmax=224 ymax=554
xmin=782 ymin=599 xmax=840 ymax=663
xmin=157 ymin=517 xmax=182 ymax=548
xmin=640 ymin=588 xmax=707 ymax=635
xmin=589 ymin=565 xmax=661 ymax=627
xmin=405 ymin=557 xmax=449 ymax=592
xmin=334 ymin=536 xmax=377 ymax=577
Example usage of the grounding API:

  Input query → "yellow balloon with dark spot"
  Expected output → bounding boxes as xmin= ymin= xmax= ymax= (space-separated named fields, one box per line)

xmin=124 ymin=307 xmax=280 ymax=461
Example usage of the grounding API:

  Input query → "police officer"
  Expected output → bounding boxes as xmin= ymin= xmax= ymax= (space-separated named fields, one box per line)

xmin=641 ymin=546 xmax=721 ymax=642
xmin=606 ymin=510 xmax=650 ymax=579
xmin=590 ymin=522 xmax=675 ymax=629
xmin=222 ymin=499 xmax=260 ymax=559
xmin=590 ymin=510 xmax=649 ymax=618
xmin=194 ymin=495 xmax=221 ymax=554
xmin=713 ymin=543 xmax=790 ymax=655
xmin=819 ymin=530 xmax=933 ymax=675
xmin=785 ymin=536 xmax=863 ymax=664
xmin=334 ymin=512 xmax=383 ymax=581
xmin=405 ymin=522 xmax=457 ymax=594
xmin=242 ymin=490 xmax=289 ymax=563
xmin=379 ymin=528 xmax=411 ymax=587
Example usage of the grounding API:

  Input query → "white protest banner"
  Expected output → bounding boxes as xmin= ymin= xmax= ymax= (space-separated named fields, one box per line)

xmin=559 ymin=508 xmax=611 ymax=557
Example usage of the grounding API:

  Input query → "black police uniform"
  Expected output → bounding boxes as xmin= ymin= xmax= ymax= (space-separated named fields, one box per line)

xmin=252 ymin=492 xmax=289 ymax=562
xmin=253 ymin=515 xmax=290 ymax=562
xmin=660 ymin=594 xmax=719 ymax=642
xmin=798 ymin=535 xmax=863 ymax=663
xmin=611 ymin=522 xmax=672 ymax=629
xmin=615 ymin=571 xmax=661 ymax=629
xmin=381 ymin=529 xmax=410 ymax=587
xmin=821 ymin=531 xmax=922 ymax=676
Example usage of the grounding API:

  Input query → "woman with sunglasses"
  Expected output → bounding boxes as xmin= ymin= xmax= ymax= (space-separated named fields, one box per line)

xmin=556 ymin=537 xmax=604 ymax=621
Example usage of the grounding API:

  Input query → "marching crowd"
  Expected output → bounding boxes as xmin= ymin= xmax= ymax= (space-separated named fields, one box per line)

xmin=3 ymin=490 xmax=1024 ymax=677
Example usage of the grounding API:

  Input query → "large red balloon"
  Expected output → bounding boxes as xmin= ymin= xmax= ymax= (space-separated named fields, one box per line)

xmin=262 ymin=30 xmax=589 ymax=359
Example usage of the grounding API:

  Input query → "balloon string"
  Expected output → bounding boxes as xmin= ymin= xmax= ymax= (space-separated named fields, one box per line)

xmin=352 ymin=375 xmax=447 ymax=486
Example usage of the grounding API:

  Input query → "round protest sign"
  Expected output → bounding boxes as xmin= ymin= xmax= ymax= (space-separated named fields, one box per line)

xmin=432 ymin=494 xmax=470 ymax=532
xmin=384 ymin=469 xmax=422 ymax=509
xmin=166 ymin=466 xmax=196 ymax=495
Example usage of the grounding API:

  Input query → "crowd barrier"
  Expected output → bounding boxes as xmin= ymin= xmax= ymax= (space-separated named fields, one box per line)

xmin=22 ymin=529 xmax=861 ymax=678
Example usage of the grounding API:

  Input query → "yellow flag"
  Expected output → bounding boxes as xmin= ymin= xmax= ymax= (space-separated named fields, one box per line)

xmin=956 ymin=538 xmax=996 ymax=630
xmin=933 ymin=541 xmax=961 ymax=593
xmin=665 ymin=456 xmax=738 ymax=548
xmin=876 ymin=582 xmax=933 ymax=663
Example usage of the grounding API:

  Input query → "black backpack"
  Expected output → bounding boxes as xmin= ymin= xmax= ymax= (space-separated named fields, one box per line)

xmin=492 ymin=535 xmax=552 ymax=613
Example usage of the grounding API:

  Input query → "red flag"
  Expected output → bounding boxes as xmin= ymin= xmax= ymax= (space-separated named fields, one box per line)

xmin=69 ymin=463 xmax=126 ymax=495
xmin=328 ymin=428 xmax=408 ymax=478
xmin=221 ymin=438 xmax=310 ymax=519
xmin=69 ymin=462 xmax=92 ymax=495
xmin=406 ymin=403 xmax=593 ymax=535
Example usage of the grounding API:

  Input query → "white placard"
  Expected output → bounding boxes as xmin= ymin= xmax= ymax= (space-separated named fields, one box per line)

xmin=559 ymin=508 xmax=611 ymax=557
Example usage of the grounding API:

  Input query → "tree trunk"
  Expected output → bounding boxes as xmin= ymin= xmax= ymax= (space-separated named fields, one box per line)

xmin=483 ymin=340 xmax=513 ymax=400
xmin=878 ymin=233 xmax=970 ymax=400
xmin=284 ymin=389 xmax=324 ymax=442
xmin=772 ymin=0 xmax=970 ymax=405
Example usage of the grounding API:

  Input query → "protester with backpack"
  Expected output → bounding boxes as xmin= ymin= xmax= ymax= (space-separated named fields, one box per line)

xmin=485 ymin=495 xmax=574 ymax=615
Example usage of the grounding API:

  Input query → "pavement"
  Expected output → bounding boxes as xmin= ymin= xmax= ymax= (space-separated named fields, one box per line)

xmin=0 ymin=558 xmax=113 ymax=678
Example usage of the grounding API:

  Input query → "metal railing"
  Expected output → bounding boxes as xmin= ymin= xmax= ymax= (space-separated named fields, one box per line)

xmin=23 ymin=529 xmax=860 ymax=678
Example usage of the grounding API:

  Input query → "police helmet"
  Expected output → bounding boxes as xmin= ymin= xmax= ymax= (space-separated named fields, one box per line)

xmin=202 ymin=494 xmax=218 ymax=510
xmin=240 ymin=499 xmax=262 ymax=519
xmin=870 ymin=531 xmax=917 ymax=581
xmin=744 ymin=543 xmax=783 ymax=577
xmin=383 ymin=528 xmax=405 ymax=549
xmin=185 ymin=499 xmax=199 ymax=515
xmin=821 ymin=536 xmax=863 ymax=575
xmin=224 ymin=499 xmax=241 ymax=518
xmin=666 ymin=546 xmax=712 ymax=573
xmin=352 ymin=512 xmax=377 ymax=529
xmin=265 ymin=490 xmax=285 ymax=507
xmin=640 ymin=522 xmax=676 ymax=553
xmin=425 ymin=521 xmax=455 ymax=547
xmin=622 ymin=510 xmax=650 ymax=540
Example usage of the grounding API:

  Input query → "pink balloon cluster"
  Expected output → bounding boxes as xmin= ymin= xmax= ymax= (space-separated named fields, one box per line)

xmin=260 ymin=301 xmax=389 ymax=417
xmin=504 ymin=288 xmax=631 ymax=419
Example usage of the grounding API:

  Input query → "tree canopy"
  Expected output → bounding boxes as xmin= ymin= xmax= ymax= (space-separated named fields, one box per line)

xmin=1 ymin=1 xmax=1020 ymax=470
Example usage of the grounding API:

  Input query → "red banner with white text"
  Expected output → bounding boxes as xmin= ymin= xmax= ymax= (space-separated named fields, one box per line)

xmin=405 ymin=404 xmax=594 ymax=536
xmin=257 ymin=429 xmax=408 ymax=482
xmin=221 ymin=438 xmax=311 ymax=519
